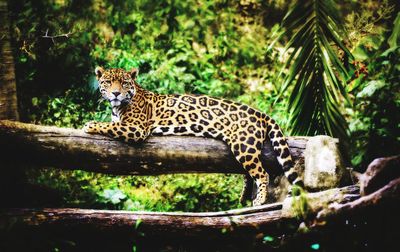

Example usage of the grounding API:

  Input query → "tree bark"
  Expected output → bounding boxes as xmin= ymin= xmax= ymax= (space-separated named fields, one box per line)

xmin=0 ymin=185 xmax=360 ymax=240
xmin=1 ymin=181 xmax=398 ymax=241
xmin=0 ymin=120 xmax=311 ymax=175
xmin=316 ymin=177 xmax=400 ymax=222
xmin=356 ymin=155 xmax=400 ymax=196
xmin=0 ymin=0 xmax=19 ymax=121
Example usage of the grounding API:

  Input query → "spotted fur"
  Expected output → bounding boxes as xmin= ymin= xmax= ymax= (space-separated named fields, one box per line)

xmin=83 ymin=67 xmax=304 ymax=206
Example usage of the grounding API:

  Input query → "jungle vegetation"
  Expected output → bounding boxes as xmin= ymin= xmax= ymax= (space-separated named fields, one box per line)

xmin=6 ymin=0 xmax=399 ymax=214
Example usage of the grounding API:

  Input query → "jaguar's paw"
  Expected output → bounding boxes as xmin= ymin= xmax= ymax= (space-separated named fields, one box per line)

xmin=82 ymin=121 xmax=98 ymax=134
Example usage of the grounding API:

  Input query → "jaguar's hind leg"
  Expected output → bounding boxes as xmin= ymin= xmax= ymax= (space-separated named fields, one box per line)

xmin=230 ymin=144 xmax=269 ymax=206
xmin=248 ymin=162 xmax=269 ymax=206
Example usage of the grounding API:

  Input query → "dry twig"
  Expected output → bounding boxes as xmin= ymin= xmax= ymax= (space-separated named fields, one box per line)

xmin=42 ymin=29 xmax=73 ymax=44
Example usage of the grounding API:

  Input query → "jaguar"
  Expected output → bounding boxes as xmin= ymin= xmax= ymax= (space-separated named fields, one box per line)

xmin=83 ymin=67 xmax=304 ymax=206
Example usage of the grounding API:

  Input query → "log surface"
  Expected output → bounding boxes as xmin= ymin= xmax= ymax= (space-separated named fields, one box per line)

xmin=0 ymin=186 xmax=360 ymax=239
xmin=0 ymin=120 xmax=310 ymax=175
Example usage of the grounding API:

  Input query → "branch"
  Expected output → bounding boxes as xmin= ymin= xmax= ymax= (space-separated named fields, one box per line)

xmin=42 ymin=29 xmax=73 ymax=44
xmin=316 ymin=177 xmax=400 ymax=222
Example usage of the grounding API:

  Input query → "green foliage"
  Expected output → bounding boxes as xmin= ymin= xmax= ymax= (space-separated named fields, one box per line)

xmin=345 ymin=0 xmax=394 ymax=52
xmin=10 ymin=0 xmax=287 ymax=127
xmin=277 ymin=0 xmax=353 ymax=140
xmin=26 ymin=169 xmax=243 ymax=212
xmin=7 ymin=0 xmax=399 ymax=213
xmin=290 ymin=186 xmax=309 ymax=220
xmin=9 ymin=0 xmax=289 ymax=212
xmin=29 ymin=87 xmax=110 ymax=128
xmin=349 ymin=12 xmax=400 ymax=170
xmin=99 ymin=188 xmax=127 ymax=205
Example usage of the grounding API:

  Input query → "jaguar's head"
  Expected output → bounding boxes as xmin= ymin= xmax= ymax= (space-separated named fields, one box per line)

xmin=95 ymin=67 xmax=138 ymax=107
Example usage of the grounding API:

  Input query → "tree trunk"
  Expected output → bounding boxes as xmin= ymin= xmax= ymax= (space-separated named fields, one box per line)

xmin=0 ymin=120 xmax=311 ymax=175
xmin=0 ymin=0 xmax=19 ymax=121
xmin=0 ymin=185 xmax=360 ymax=240
xmin=2 ymin=181 xmax=398 ymax=244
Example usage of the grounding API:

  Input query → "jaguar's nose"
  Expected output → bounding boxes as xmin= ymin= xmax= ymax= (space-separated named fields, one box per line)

xmin=112 ymin=91 xmax=121 ymax=97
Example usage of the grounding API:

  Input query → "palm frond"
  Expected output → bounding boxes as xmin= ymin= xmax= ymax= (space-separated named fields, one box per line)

xmin=277 ymin=0 xmax=353 ymax=140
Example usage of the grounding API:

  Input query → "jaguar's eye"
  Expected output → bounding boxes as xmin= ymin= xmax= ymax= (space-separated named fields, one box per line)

xmin=122 ymin=82 xmax=130 ymax=88
xmin=102 ymin=80 xmax=111 ymax=87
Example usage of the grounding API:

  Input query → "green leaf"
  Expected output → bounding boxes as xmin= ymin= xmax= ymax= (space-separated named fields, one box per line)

xmin=388 ymin=12 xmax=400 ymax=49
xmin=135 ymin=218 xmax=142 ymax=229
xmin=353 ymin=46 xmax=370 ymax=60
xmin=31 ymin=97 xmax=39 ymax=106
xmin=102 ymin=188 xmax=127 ymax=204
xmin=357 ymin=80 xmax=386 ymax=98
xmin=274 ymin=0 xmax=352 ymax=140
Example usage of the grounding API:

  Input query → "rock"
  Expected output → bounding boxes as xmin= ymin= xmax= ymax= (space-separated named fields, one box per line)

xmin=358 ymin=155 xmax=400 ymax=196
xmin=303 ymin=136 xmax=348 ymax=191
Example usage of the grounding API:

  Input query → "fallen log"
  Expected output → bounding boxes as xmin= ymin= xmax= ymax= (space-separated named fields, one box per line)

xmin=275 ymin=178 xmax=400 ymax=251
xmin=316 ymin=177 xmax=400 ymax=221
xmin=356 ymin=155 xmax=400 ymax=195
xmin=0 ymin=120 xmax=311 ymax=175
xmin=0 ymin=185 xmax=359 ymax=240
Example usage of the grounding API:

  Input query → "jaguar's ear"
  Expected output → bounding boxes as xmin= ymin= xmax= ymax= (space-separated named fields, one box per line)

xmin=129 ymin=68 xmax=139 ymax=80
xmin=95 ymin=66 xmax=104 ymax=80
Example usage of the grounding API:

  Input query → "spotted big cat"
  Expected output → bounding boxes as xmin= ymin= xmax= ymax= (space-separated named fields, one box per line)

xmin=83 ymin=67 xmax=304 ymax=206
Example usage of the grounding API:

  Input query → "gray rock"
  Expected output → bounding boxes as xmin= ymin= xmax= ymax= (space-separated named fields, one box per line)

xmin=303 ymin=135 xmax=348 ymax=190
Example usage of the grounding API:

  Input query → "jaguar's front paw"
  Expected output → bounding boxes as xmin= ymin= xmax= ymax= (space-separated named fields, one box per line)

xmin=82 ymin=121 xmax=98 ymax=134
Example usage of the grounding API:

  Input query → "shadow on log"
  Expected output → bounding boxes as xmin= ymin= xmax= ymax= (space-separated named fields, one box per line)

xmin=0 ymin=120 xmax=308 ymax=175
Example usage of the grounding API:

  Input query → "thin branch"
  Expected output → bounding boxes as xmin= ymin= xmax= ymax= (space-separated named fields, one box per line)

xmin=42 ymin=29 xmax=73 ymax=44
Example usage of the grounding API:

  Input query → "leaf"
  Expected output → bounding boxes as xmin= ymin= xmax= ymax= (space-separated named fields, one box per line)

xmin=380 ymin=46 xmax=399 ymax=57
xmin=135 ymin=218 xmax=142 ymax=229
xmin=352 ymin=46 xmax=370 ymax=60
xmin=274 ymin=0 xmax=352 ymax=140
xmin=102 ymin=188 xmax=127 ymax=204
xmin=357 ymin=80 xmax=386 ymax=98
xmin=31 ymin=97 xmax=39 ymax=106
xmin=388 ymin=12 xmax=400 ymax=49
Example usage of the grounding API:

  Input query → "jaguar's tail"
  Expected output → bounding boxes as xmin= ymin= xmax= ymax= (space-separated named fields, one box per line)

xmin=265 ymin=116 xmax=304 ymax=187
